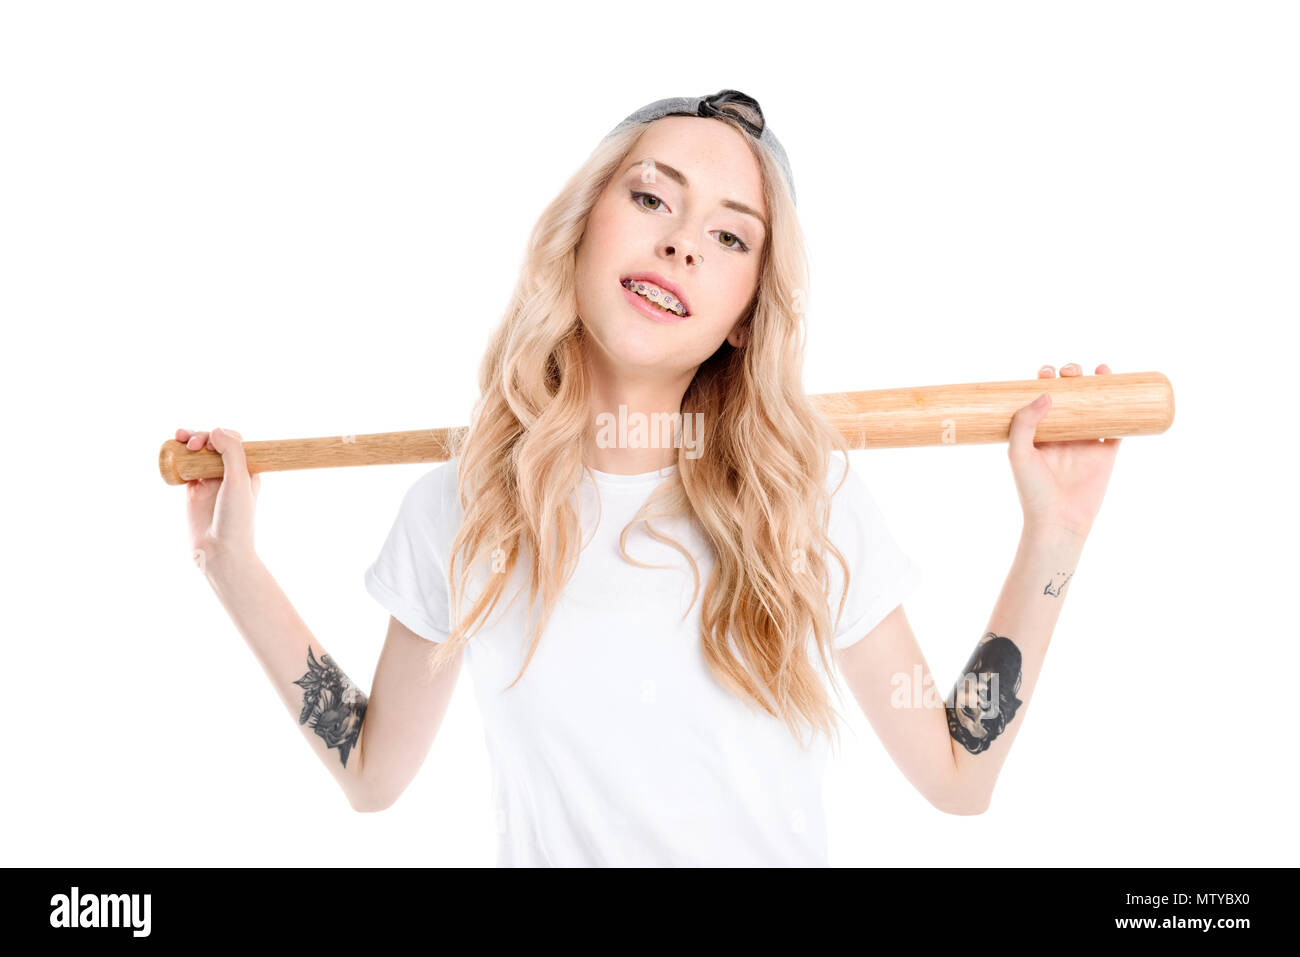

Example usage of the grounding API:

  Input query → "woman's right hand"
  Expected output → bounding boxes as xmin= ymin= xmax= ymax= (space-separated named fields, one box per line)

xmin=176 ymin=427 xmax=262 ymax=574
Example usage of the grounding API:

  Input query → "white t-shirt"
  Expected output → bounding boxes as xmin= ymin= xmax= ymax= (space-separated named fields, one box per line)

xmin=363 ymin=454 xmax=923 ymax=867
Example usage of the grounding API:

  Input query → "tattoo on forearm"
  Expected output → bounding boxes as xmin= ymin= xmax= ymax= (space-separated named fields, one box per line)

xmin=946 ymin=632 xmax=1024 ymax=755
xmin=292 ymin=647 xmax=368 ymax=768
xmin=1044 ymin=570 xmax=1074 ymax=597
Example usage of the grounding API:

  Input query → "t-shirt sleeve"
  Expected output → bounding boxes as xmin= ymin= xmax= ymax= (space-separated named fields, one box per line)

xmin=825 ymin=457 xmax=924 ymax=650
xmin=364 ymin=466 xmax=454 ymax=643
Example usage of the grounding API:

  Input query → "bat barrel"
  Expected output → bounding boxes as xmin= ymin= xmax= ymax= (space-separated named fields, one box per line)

xmin=813 ymin=370 xmax=1174 ymax=449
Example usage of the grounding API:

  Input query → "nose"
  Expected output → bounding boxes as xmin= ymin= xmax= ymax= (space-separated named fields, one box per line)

xmin=664 ymin=244 xmax=702 ymax=266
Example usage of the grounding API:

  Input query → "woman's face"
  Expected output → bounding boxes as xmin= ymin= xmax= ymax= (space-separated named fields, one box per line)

xmin=953 ymin=674 xmax=992 ymax=741
xmin=574 ymin=116 xmax=768 ymax=379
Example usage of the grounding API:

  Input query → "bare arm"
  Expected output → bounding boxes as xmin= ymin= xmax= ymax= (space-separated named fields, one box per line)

xmin=943 ymin=522 xmax=1083 ymax=809
xmin=834 ymin=521 xmax=1084 ymax=815
xmin=361 ymin=614 xmax=463 ymax=810
xmin=205 ymin=553 xmax=462 ymax=811
xmin=204 ymin=552 xmax=372 ymax=808
xmin=181 ymin=426 xmax=463 ymax=812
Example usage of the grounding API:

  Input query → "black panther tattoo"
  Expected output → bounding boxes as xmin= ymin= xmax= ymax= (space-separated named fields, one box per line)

xmin=292 ymin=647 xmax=367 ymax=768
xmin=946 ymin=632 xmax=1024 ymax=755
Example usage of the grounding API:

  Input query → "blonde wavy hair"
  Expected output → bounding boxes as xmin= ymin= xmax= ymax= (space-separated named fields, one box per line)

xmin=422 ymin=108 xmax=859 ymax=751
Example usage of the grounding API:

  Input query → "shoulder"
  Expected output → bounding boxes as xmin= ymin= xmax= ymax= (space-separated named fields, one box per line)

xmin=412 ymin=457 xmax=459 ymax=501
xmin=824 ymin=451 xmax=868 ymax=504
xmin=396 ymin=458 xmax=461 ymax=526
xmin=822 ymin=452 xmax=894 ymax=540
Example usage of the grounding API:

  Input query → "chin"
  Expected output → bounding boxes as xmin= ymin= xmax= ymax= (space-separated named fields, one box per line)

xmin=593 ymin=320 xmax=678 ymax=366
xmin=608 ymin=334 xmax=678 ymax=369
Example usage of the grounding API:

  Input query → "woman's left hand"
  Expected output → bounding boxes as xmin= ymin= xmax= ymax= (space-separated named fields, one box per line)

xmin=1008 ymin=362 xmax=1122 ymax=541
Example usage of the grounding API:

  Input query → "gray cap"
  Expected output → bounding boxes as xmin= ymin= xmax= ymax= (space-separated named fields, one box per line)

xmin=601 ymin=89 xmax=796 ymax=207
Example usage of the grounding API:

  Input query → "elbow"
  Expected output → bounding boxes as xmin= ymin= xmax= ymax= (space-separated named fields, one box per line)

xmin=349 ymin=752 xmax=397 ymax=812
xmin=926 ymin=789 xmax=990 ymax=816
xmin=934 ymin=800 xmax=989 ymax=816
xmin=349 ymin=790 xmax=396 ymax=814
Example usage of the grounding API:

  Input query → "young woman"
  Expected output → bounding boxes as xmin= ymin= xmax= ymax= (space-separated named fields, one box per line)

xmin=178 ymin=90 xmax=1120 ymax=867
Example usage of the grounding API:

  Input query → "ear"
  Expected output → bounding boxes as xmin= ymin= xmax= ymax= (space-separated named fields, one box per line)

xmin=727 ymin=322 xmax=750 ymax=349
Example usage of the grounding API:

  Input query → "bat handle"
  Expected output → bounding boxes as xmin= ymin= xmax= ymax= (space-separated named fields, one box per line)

xmin=157 ymin=428 xmax=465 ymax=485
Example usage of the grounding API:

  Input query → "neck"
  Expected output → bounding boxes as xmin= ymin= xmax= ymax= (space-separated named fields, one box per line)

xmin=582 ymin=366 xmax=694 ymax=476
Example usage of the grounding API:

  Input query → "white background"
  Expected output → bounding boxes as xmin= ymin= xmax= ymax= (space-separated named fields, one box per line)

xmin=3 ymin=0 xmax=1295 ymax=867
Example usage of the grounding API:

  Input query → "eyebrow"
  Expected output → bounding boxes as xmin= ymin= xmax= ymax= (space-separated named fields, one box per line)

xmin=624 ymin=157 xmax=768 ymax=232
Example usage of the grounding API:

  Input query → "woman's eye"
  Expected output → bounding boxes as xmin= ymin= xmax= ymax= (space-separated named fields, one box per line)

xmin=715 ymin=231 xmax=750 ymax=253
xmin=631 ymin=191 xmax=664 ymax=211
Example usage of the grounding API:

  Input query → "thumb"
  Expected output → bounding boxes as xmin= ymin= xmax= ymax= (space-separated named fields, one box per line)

xmin=1008 ymin=392 xmax=1051 ymax=458
xmin=207 ymin=427 xmax=251 ymax=492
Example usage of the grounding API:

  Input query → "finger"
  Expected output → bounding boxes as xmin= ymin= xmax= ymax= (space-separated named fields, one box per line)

xmin=1097 ymin=363 xmax=1111 ymax=374
xmin=207 ymin=427 xmax=251 ymax=491
xmin=187 ymin=475 xmax=217 ymax=500
xmin=176 ymin=428 xmax=191 ymax=441
xmin=186 ymin=431 xmax=210 ymax=450
xmin=1038 ymin=365 xmax=1055 ymax=377
xmin=250 ymin=471 xmax=262 ymax=495
xmin=207 ymin=428 xmax=242 ymax=452
xmin=1008 ymin=392 xmax=1051 ymax=460
xmin=1060 ymin=362 xmax=1081 ymax=376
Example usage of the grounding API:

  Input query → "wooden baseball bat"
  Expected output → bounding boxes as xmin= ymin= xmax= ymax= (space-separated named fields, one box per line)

xmin=158 ymin=370 xmax=1174 ymax=485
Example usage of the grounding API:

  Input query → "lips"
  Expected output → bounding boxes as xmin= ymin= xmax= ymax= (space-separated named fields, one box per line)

xmin=619 ymin=271 xmax=691 ymax=317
